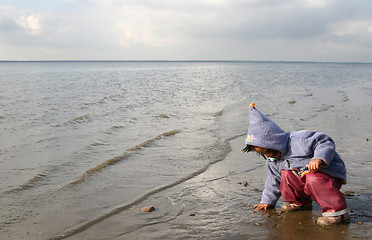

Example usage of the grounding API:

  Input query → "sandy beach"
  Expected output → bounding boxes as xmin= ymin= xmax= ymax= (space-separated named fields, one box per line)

xmin=65 ymin=136 xmax=372 ymax=240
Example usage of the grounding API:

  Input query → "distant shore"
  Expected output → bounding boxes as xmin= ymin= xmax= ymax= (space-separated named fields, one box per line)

xmin=1 ymin=60 xmax=372 ymax=64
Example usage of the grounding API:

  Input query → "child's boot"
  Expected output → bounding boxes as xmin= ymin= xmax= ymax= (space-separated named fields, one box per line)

xmin=316 ymin=212 xmax=350 ymax=226
xmin=281 ymin=202 xmax=312 ymax=212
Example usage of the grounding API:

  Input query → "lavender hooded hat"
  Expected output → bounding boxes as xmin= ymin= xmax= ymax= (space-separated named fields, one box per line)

xmin=245 ymin=103 xmax=289 ymax=155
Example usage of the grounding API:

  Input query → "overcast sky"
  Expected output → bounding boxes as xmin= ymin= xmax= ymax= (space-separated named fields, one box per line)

xmin=1 ymin=0 xmax=372 ymax=62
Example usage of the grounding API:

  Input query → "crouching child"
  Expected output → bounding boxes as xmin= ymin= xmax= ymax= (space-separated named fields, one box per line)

xmin=243 ymin=103 xmax=349 ymax=226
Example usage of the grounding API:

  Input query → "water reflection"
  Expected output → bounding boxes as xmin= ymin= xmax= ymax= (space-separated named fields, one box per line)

xmin=264 ymin=209 xmax=350 ymax=240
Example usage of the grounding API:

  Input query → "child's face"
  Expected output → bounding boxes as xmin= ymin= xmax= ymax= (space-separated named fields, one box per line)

xmin=251 ymin=146 xmax=281 ymax=159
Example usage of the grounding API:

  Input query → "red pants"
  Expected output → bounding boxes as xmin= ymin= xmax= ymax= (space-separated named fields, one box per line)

xmin=280 ymin=170 xmax=347 ymax=216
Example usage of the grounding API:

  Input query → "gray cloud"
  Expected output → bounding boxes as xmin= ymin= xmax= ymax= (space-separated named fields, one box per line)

xmin=0 ymin=15 xmax=21 ymax=31
xmin=0 ymin=0 xmax=372 ymax=61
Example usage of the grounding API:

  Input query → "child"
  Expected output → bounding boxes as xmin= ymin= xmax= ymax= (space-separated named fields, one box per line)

xmin=243 ymin=103 xmax=349 ymax=226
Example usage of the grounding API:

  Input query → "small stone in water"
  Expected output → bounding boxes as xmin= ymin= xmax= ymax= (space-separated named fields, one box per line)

xmin=141 ymin=206 xmax=155 ymax=212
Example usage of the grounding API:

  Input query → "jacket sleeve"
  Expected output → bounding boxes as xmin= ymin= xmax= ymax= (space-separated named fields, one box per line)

xmin=302 ymin=131 xmax=336 ymax=166
xmin=261 ymin=160 xmax=282 ymax=206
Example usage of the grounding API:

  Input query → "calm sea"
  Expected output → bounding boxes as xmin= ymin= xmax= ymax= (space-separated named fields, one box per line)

xmin=0 ymin=61 xmax=371 ymax=239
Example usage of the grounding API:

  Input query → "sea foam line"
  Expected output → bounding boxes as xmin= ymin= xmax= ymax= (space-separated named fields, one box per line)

xmin=5 ymin=173 xmax=47 ymax=194
xmin=70 ymin=129 xmax=179 ymax=185
xmin=4 ymin=130 xmax=178 ymax=194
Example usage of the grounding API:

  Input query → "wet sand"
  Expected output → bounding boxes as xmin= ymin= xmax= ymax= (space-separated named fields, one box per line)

xmin=66 ymin=136 xmax=372 ymax=240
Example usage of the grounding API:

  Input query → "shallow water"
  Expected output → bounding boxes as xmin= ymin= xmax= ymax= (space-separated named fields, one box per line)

xmin=0 ymin=61 xmax=371 ymax=239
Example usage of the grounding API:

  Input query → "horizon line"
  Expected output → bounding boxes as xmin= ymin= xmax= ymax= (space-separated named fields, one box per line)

xmin=0 ymin=60 xmax=371 ymax=64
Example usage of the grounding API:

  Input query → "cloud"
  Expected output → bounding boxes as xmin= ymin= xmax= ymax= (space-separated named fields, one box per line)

xmin=18 ymin=14 xmax=41 ymax=35
xmin=0 ymin=6 xmax=41 ymax=36
xmin=328 ymin=20 xmax=372 ymax=48
xmin=0 ymin=6 xmax=19 ymax=30
xmin=301 ymin=0 xmax=335 ymax=8
xmin=0 ymin=16 xmax=19 ymax=32
xmin=0 ymin=0 xmax=372 ymax=61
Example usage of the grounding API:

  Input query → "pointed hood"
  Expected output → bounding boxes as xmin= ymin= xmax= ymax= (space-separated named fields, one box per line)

xmin=245 ymin=103 xmax=289 ymax=154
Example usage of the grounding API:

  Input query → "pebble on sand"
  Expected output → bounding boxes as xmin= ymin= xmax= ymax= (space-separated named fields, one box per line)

xmin=141 ymin=206 xmax=155 ymax=212
xmin=237 ymin=181 xmax=248 ymax=187
xmin=158 ymin=114 xmax=169 ymax=119
xmin=343 ymin=191 xmax=355 ymax=196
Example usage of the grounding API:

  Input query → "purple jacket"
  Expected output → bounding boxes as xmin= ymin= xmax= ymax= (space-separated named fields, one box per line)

xmin=245 ymin=103 xmax=347 ymax=206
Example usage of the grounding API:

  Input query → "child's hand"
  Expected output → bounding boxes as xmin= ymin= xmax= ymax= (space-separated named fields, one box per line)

xmin=254 ymin=203 xmax=271 ymax=211
xmin=306 ymin=158 xmax=325 ymax=172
